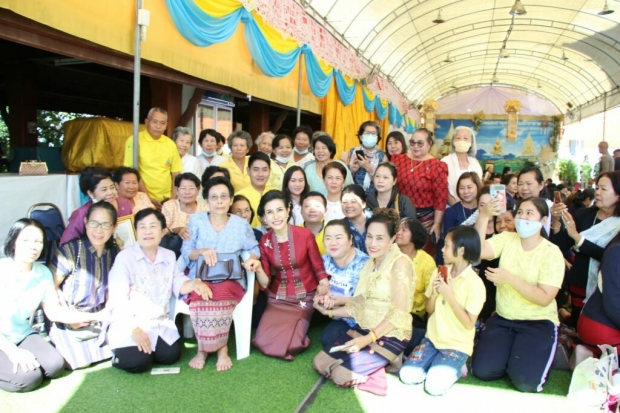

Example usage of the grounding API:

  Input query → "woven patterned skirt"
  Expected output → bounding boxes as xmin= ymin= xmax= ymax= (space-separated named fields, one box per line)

xmin=187 ymin=280 xmax=245 ymax=353
xmin=49 ymin=323 xmax=112 ymax=370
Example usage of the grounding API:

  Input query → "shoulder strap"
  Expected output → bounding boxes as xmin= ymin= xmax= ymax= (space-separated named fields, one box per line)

xmin=65 ymin=239 xmax=82 ymax=308
xmin=394 ymin=194 xmax=400 ymax=216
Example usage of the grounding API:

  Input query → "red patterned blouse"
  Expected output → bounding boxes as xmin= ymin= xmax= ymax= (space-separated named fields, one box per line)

xmin=392 ymin=154 xmax=449 ymax=212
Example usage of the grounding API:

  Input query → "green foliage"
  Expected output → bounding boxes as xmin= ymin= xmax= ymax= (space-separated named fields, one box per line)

xmin=558 ymin=159 xmax=578 ymax=184
xmin=581 ymin=161 xmax=593 ymax=182
xmin=36 ymin=110 xmax=89 ymax=147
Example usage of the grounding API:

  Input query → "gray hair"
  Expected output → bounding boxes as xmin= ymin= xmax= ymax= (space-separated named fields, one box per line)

xmin=172 ymin=126 xmax=192 ymax=142
xmin=452 ymin=125 xmax=477 ymax=157
xmin=228 ymin=130 xmax=252 ymax=149
xmin=147 ymin=107 xmax=168 ymax=119
xmin=255 ymin=131 xmax=275 ymax=145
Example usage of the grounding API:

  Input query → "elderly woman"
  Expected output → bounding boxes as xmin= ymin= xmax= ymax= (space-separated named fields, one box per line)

xmin=198 ymin=129 xmax=227 ymax=172
xmin=441 ymin=126 xmax=483 ymax=206
xmin=391 ymin=128 xmax=449 ymax=256
xmin=181 ymin=177 xmax=260 ymax=371
xmin=219 ymin=130 xmax=252 ymax=192
xmin=313 ymin=209 xmax=415 ymax=396
xmin=304 ymin=134 xmax=353 ymax=196
xmin=106 ymin=209 xmax=210 ymax=373
xmin=251 ymin=190 xmax=329 ymax=360
xmin=161 ymin=173 xmax=208 ymax=243
xmin=49 ymin=202 xmax=118 ymax=370
xmin=255 ymin=131 xmax=274 ymax=157
xmin=348 ymin=121 xmax=387 ymax=195
xmin=62 ymin=167 xmax=133 ymax=244
xmin=113 ymin=166 xmax=155 ymax=214
xmin=0 ymin=219 xmax=108 ymax=392
xmin=172 ymin=126 xmax=202 ymax=178
xmin=292 ymin=125 xmax=315 ymax=169
xmin=386 ymin=131 xmax=407 ymax=161
xmin=319 ymin=219 xmax=369 ymax=347
xmin=550 ymin=171 xmax=620 ymax=327
xmin=268 ymin=134 xmax=297 ymax=190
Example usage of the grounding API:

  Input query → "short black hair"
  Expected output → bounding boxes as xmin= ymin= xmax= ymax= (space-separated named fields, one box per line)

xmin=385 ymin=131 xmax=407 ymax=160
xmin=341 ymin=184 xmax=367 ymax=203
xmin=322 ymin=161 xmax=347 ymax=180
xmin=203 ymin=176 xmax=234 ymax=200
xmin=248 ymin=152 xmax=271 ymax=169
xmin=446 ymin=225 xmax=481 ymax=262
xmin=272 ymin=133 xmax=293 ymax=149
xmin=198 ymin=128 xmax=224 ymax=145
xmin=113 ymin=166 xmax=141 ymax=183
xmin=174 ymin=172 xmax=200 ymax=189
xmin=201 ymin=166 xmax=231 ymax=188
xmin=231 ymin=194 xmax=255 ymax=224
xmin=4 ymin=218 xmax=47 ymax=259
xmin=375 ymin=162 xmax=397 ymax=180
xmin=501 ymin=173 xmax=516 ymax=186
xmin=400 ymin=217 xmax=427 ymax=250
xmin=312 ymin=134 xmax=337 ymax=158
xmin=324 ymin=219 xmax=353 ymax=241
xmin=301 ymin=191 xmax=327 ymax=208
xmin=292 ymin=126 xmax=313 ymax=142
xmin=357 ymin=120 xmax=382 ymax=142
xmin=134 ymin=208 xmax=166 ymax=230
xmin=79 ymin=167 xmax=113 ymax=195
xmin=257 ymin=190 xmax=291 ymax=221
xmin=85 ymin=201 xmax=118 ymax=250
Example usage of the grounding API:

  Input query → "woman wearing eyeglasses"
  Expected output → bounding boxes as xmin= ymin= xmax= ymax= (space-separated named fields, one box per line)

xmin=347 ymin=121 xmax=386 ymax=196
xmin=61 ymin=167 xmax=133 ymax=245
xmin=49 ymin=202 xmax=119 ymax=370
xmin=391 ymin=129 xmax=449 ymax=256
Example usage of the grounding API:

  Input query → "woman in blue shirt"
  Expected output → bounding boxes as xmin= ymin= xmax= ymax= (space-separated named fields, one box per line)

xmin=342 ymin=184 xmax=372 ymax=254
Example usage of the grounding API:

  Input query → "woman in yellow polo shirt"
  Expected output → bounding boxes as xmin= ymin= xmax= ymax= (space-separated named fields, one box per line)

xmin=471 ymin=196 xmax=564 ymax=393
xmin=399 ymin=226 xmax=485 ymax=396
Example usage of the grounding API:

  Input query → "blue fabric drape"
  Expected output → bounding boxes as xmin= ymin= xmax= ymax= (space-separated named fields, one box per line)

xmin=334 ymin=71 xmax=357 ymax=106
xmin=375 ymin=99 xmax=388 ymax=120
xmin=166 ymin=0 xmax=242 ymax=47
xmin=362 ymin=86 xmax=376 ymax=113
xmin=303 ymin=49 xmax=333 ymax=98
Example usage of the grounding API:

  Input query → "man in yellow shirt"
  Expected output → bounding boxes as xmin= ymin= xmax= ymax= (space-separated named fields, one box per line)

xmin=123 ymin=107 xmax=183 ymax=206
xmin=301 ymin=191 xmax=327 ymax=256
xmin=235 ymin=152 xmax=275 ymax=228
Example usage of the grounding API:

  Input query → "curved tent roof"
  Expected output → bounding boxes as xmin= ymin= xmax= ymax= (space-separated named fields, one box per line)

xmin=300 ymin=0 xmax=620 ymax=112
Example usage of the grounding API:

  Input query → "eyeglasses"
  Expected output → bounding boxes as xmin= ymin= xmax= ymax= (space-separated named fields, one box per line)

xmin=86 ymin=220 xmax=113 ymax=230
xmin=409 ymin=140 xmax=427 ymax=148
xmin=363 ymin=131 xmax=378 ymax=136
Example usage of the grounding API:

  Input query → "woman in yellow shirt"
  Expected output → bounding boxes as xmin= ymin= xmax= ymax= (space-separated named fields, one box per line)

xmin=312 ymin=209 xmax=415 ymax=396
xmin=471 ymin=196 xmax=564 ymax=393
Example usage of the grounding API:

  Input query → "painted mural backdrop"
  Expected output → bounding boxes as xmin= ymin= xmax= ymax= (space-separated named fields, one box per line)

xmin=433 ymin=118 xmax=556 ymax=177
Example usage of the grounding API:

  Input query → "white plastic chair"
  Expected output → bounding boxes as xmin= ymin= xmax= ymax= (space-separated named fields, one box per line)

xmin=169 ymin=251 xmax=255 ymax=360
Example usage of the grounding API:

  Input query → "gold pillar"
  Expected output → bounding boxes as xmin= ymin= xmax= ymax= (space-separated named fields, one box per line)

xmin=504 ymin=99 xmax=521 ymax=142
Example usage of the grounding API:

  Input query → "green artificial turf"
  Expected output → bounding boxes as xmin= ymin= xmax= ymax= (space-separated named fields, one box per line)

xmin=0 ymin=322 xmax=581 ymax=413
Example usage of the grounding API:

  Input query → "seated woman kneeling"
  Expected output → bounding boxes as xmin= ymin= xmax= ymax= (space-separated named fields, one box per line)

xmin=49 ymin=202 xmax=119 ymax=370
xmin=313 ymin=209 xmax=415 ymax=396
xmin=0 ymin=219 xmax=108 ymax=392
xmin=181 ymin=177 xmax=260 ymax=371
xmin=106 ymin=209 xmax=210 ymax=373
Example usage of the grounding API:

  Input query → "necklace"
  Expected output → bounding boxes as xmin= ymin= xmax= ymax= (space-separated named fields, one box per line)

xmin=410 ymin=157 xmax=425 ymax=172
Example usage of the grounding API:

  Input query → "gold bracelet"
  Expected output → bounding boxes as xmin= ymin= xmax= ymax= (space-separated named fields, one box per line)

xmin=370 ymin=330 xmax=377 ymax=342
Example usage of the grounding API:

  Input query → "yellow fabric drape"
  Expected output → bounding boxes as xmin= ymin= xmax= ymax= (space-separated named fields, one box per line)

xmin=322 ymin=81 xmax=390 ymax=155
xmin=193 ymin=0 xmax=241 ymax=18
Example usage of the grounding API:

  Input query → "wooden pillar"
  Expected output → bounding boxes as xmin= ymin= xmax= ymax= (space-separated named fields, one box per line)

xmin=5 ymin=62 xmax=38 ymax=147
xmin=248 ymin=101 xmax=270 ymax=152
xmin=149 ymin=78 xmax=182 ymax=137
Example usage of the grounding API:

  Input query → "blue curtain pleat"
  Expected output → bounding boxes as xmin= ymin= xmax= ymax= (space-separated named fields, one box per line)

xmin=375 ymin=98 xmax=388 ymax=120
xmin=303 ymin=48 xmax=333 ymax=97
xmin=334 ymin=71 xmax=357 ymax=106
xmin=362 ymin=85 xmax=376 ymax=113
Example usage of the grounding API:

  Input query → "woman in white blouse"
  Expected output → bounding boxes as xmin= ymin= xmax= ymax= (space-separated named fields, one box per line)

xmin=172 ymin=127 xmax=202 ymax=178
xmin=441 ymin=126 xmax=483 ymax=206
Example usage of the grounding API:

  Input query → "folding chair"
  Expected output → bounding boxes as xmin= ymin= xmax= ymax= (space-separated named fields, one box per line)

xmin=27 ymin=203 xmax=66 ymax=264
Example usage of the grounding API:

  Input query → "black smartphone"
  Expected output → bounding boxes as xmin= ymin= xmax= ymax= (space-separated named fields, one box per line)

xmin=355 ymin=149 xmax=365 ymax=160
xmin=430 ymin=232 xmax=437 ymax=245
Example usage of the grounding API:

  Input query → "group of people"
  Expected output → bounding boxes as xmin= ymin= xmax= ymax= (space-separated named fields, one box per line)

xmin=2 ymin=106 xmax=620 ymax=399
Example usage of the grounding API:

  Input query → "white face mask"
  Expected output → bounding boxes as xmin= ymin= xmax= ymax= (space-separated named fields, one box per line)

xmin=294 ymin=147 xmax=309 ymax=155
xmin=514 ymin=218 xmax=542 ymax=238
xmin=454 ymin=141 xmax=471 ymax=153
xmin=361 ymin=134 xmax=378 ymax=148
xmin=275 ymin=154 xmax=293 ymax=164
xmin=202 ymin=150 xmax=216 ymax=158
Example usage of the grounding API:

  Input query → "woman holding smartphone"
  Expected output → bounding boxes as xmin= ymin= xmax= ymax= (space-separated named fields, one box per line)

xmin=347 ymin=121 xmax=386 ymax=195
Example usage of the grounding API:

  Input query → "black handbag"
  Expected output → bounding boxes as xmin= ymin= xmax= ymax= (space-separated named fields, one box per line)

xmin=197 ymin=253 xmax=244 ymax=283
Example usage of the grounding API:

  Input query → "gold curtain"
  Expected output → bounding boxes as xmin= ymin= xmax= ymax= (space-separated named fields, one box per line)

xmin=322 ymin=81 xmax=391 ymax=157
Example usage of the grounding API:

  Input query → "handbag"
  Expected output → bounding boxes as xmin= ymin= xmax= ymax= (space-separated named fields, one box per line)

xmin=197 ymin=253 xmax=244 ymax=283
xmin=19 ymin=160 xmax=48 ymax=176
xmin=568 ymin=344 xmax=620 ymax=408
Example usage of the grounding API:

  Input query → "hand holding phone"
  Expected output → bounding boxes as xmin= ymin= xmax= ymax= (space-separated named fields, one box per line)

xmin=355 ymin=149 xmax=366 ymax=160
xmin=490 ymin=184 xmax=507 ymax=213
xmin=554 ymin=191 xmax=562 ymax=204
xmin=438 ymin=265 xmax=449 ymax=283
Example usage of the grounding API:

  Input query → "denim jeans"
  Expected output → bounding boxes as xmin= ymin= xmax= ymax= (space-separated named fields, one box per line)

xmin=399 ymin=338 xmax=468 ymax=396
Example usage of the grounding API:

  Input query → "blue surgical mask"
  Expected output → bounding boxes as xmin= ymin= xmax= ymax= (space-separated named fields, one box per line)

xmin=202 ymin=150 xmax=216 ymax=158
xmin=275 ymin=154 xmax=293 ymax=164
xmin=294 ymin=147 xmax=309 ymax=155
xmin=514 ymin=218 xmax=542 ymax=238
xmin=361 ymin=134 xmax=378 ymax=148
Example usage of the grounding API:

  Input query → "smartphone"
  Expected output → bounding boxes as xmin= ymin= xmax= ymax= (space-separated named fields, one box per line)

xmin=355 ymin=149 xmax=365 ymax=160
xmin=430 ymin=232 xmax=437 ymax=245
xmin=438 ymin=265 xmax=448 ymax=283
xmin=554 ymin=190 xmax=562 ymax=204
xmin=329 ymin=344 xmax=352 ymax=353
xmin=490 ymin=184 xmax=507 ymax=213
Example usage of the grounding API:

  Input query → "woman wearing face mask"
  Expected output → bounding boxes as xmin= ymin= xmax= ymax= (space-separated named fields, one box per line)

xmin=348 ymin=121 xmax=386 ymax=195
xmin=471 ymin=196 xmax=564 ymax=393
xmin=304 ymin=134 xmax=354 ymax=196
xmin=61 ymin=167 xmax=133 ymax=245
xmin=197 ymin=129 xmax=227 ymax=173
xmin=441 ymin=126 xmax=483 ymax=206
xmin=292 ymin=126 xmax=315 ymax=169
xmin=549 ymin=172 xmax=620 ymax=327
xmin=268 ymin=134 xmax=297 ymax=191
xmin=366 ymin=162 xmax=416 ymax=220
xmin=517 ymin=166 xmax=552 ymax=235
xmin=282 ymin=166 xmax=309 ymax=226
